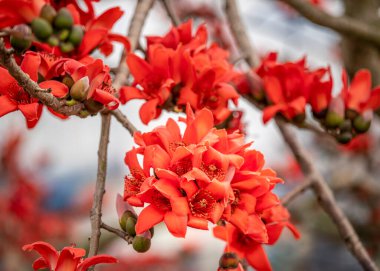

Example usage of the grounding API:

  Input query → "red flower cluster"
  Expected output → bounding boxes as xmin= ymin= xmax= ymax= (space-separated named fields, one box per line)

xmin=120 ymin=20 xmax=239 ymax=125
xmin=123 ymin=105 xmax=298 ymax=270
xmin=23 ymin=241 xmax=117 ymax=271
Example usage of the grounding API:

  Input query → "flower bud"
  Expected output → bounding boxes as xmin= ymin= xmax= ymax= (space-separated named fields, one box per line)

xmin=339 ymin=119 xmax=352 ymax=133
xmin=70 ymin=76 xmax=89 ymax=101
xmin=47 ymin=36 xmax=59 ymax=47
xmin=219 ymin=252 xmax=239 ymax=269
xmin=54 ymin=8 xmax=74 ymax=29
xmin=125 ymin=217 xmax=137 ymax=236
xmin=336 ymin=132 xmax=352 ymax=144
xmin=325 ymin=97 xmax=344 ymax=128
xmin=353 ymin=114 xmax=371 ymax=134
xmin=58 ymin=29 xmax=70 ymax=41
xmin=62 ymin=75 xmax=75 ymax=88
xmin=119 ymin=210 xmax=136 ymax=232
xmin=69 ymin=25 xmax=84 ymax=46
xmin=132 ymin=236 xmax=151 ymax=253
xmin=60 ymin=42 xmax=75 ymax=53
xmin=84 ymin=99 xmax=104 ymax=114
xmin=40 ymin=4 xmax=57 ymax=23
xmin=10 ymin=24 xmax=32 ymax=51
xmin=31 ymin=18 xmax=53 ymax=40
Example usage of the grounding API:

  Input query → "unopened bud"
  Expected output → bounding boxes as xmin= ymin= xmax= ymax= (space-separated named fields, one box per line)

xmin=60 ymin=42 xmax=74 ymax=53
xmin=54 ymin=8 xmax=74 ymax=29
xmin=132 ymin=236 xmax=151 ymax=253
xmin=339 ymin=119 xmax=352 ymax=133
xmin=31 ymin=18 xmax=53 ymax=40
xmin=84 ymin=99 xmax=104 ymax=114
xmin=70 ymin=77 xmax=89 ymax=101
xmin=119 ymin=210 xmax=136 ymax=232
xmin=40 ymin=4 xmax=57 ymax=23
xmin=69 ymin=25 xmax=84 ymax=46
xmin=47 ymin=36 xmax=59 ymax=47
xmin=125 ymin=217 xmax=137 ymax=236
xmin=353 ymin=114 xmax=371 ymax=134
xmin=58 ymin=29 xmax=70 ymax=41
xmin=10 ymin=24 xmax=32 ymax=51
xmin=336 ymin=132 xmax=352 ymax=144
xmin=219 ymin=252 xmax=239 ymax=269
xmin=325 ymin=111 xmax=344 ymax=129
xmin=62 ymin=75 xmax=74 ymax=88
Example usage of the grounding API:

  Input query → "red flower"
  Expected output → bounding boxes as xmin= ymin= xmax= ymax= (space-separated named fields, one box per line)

xmin=0 ymin=0 xmax=45 ymax=28
xmin=23 ymin=241 xmax=117 ymax=271
xmin=0 ymin=52 xmax=43 ymax=128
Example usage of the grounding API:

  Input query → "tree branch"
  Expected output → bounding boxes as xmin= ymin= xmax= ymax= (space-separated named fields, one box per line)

xmin=101 ymin=222 xmax=134 ymax=244
xmin=110 ymin=109 xmax=137 ymax=135
xmin=281 ymin=179 xmax=312 ymax=206
xmin=88 ymin=113 xmax=112 ymax=257
xmin=160 ymin=0 xmax=180 ymax=26
xmin=279 ymin=0 xmax=380 ymax=47
xmin=224 ymin=1 xmax=379 ymax=270
xmin=0 ymin=39 xmax=84 ymax=116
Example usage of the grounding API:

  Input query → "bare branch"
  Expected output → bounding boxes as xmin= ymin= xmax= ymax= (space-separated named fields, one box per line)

xmin=281 ymin=179 xmax=312 ymax=206
xmin=224 ymin=1 xmax=379 ymax=270
xmin=276 ymin=121 xmax=378 ymax=271
xmin=111 ymin=109 xmax=137 ymax=135
xmin=0 ymin=39 xmax=84 ymax=116
xmin=224 ymin=0 xmax=259 ymax=67
xmin=160 ymin=0 xmax=180 ymax=26
xmin=279 ymin=0 xmax=380 ymax=47
xmin=101 ymin=222 xmax=134 ymax=244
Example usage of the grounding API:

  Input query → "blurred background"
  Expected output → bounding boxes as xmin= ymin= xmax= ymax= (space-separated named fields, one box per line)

xmin=1 ymin=0 xmax=380 ymax=270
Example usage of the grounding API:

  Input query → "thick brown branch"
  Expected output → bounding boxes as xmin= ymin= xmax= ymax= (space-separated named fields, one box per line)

xmin=160 ymin=0 xmax=180 ymax=26
xmin=110 ymin=109 xmax=137 ymax=135
xmin=279 ymin=0 xmax=380 ymax=47
xmin=0 ymin=39 xmax=84 ymax=115
xmin=88 ymin=113 xmax=112 ymax=257
xmin=276 ymin=121 xmax=378 ymax=271
xmin=225 ymin=0 xmax=259 ymax=67
xmin=101 ymin=222 xmax=134 ymax=244
xmin=225 ymin=2 xmax=379 ymax=270
xmin=281 ymin=179 xmax=312 ymax=206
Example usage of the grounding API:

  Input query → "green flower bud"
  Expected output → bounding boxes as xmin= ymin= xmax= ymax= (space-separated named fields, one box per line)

xmin=219 ymin=252 xmax=239 ymax=269
xmin=84 ymin=99 xmax=104 ymax=114
xmin=31 ymin=18 xmax=53 ymax=40
xmin=79 ymin=110 xmax=90 ymax=118
xmin=58 ymin=29 xmax=70 ymax=41
xmin=47 ymin=36 xmax=59 ymax=47
xmin=69 ymin=25 xmax=84 ymax=46
xmin=10 ymin=24 xmax=32 ymax=51
xmin=60 ymin=42 xmax=75 ymax=53
xmin=125 ymin=217 xmax=137 ymax=236
xmin=353 ymin=115 xmax=371 ymax=134
xmin=70 ymin=77 xmax=89 ymax=101
xmin=62 ymin=75 xmax=75 ymax=88
xmin=54 ymin=8 xmax=74 ymax=29
xmin=132 ymin=236 xmax=151 ymax=253
xmin=40 ymin=4 xmax=57 ymax=23
xmin=336 ymin=132 xmax=352 ymax=144
xmin=119 ymin=210 xmax=136 ymax=231
xmin=325 ymin=111 xmax=344 ymax=129
xmin=66 ymin=99 xmax=78 ymax=106
xmin=339 ymin=119 xmax=352 ymax=133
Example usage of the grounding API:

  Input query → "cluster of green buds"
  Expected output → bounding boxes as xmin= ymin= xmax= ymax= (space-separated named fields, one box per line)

xmin=313 ymin=98 xmax=372 ymax=144
xmin=10 ymin=4 xmax=84 ymax=53
xmin=119 ymin=210 xmax=154 ymax=253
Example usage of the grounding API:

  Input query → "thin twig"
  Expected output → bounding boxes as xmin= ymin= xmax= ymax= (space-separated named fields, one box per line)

xmin=160 ymin=0 xmax=180 ymax=26
xmin=276 ymin=121 xmax=378 ymax=271
xmin=0 ymin=39 xmax=84 ymax=116
xmin=281 ymin=179 xmax=312 ymax=206
xmin=88 ymin=113 xmax=112 ymax=257
xmin=110 ymin=109 xmax=138 ymax=135
xmin=224 ymin=1 xmax=379 ymax=270
xmin=279 ymin=0 xmax=380 ymax=47
xmin=101 ymin=222 xmax=134 ymax=244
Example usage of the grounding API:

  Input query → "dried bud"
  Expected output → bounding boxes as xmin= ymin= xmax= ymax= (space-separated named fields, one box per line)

xmin=353 ymin=114 xmax=371 ymax=134
xmin=69 ymin=25 xmax=84 ymax=46
xmin=40 ymin=4 xmax=57 ymax=23
xmin=70 ymin=77 xmax=89 ymax=101
xmin=132 ymin=236 xmax=151 ymax=253
xmin=31 ymin=18 xmax=53 ymax=40
xmin=10 ymin=24 xmax=32 ymax=51
xmin=60 ymin=42 xmax=75 ymax=53
xmin=54 ymin=8 xmax=74 ymax=29
xmin=219 ymin=252 xmax=239 ymax=269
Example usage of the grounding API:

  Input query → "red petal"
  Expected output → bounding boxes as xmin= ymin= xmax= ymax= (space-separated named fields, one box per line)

xmin=348 ymin=69 xmax=371 ymax=110
xmin=0 ymin=95 xmax=18 ymax=117
xmin=246 ymin=245 xmax=272 ymax=271
xmin=21 ymin=52 xmax=41 ymax=82
xmin=89 ymin=7 xmax=123 ymax=29
xmin=39 ymin=81 xmax=69 ymax=98
xmin=32 ymin=257 xmax=49 ymax=270
xmin=55 ymin=247 xmax=85 ymax=271
xmin=183 ymin=107 xmax=214 ymax=144
xmin=139 ymin=99 xmax=159 ymax=124
xmin=22 ymin=241 xmax=59 ymax=270
xmin=119 ymin=86 xmax=145 ymax=104
xmin=188 ymin=215 xmax=209 ymax=230
xmin=135 ymin=205 xmax=164 ymax=234
xmin=164 ymin=211 xmax=188 ymax=238
xmin=127 ymin=54 xmax=153 ymax=83
xmin=93 ymin=89 xmax=119 ymax=110
xmin=263 ymin=76 xmax=284 ymax=104
xmin=77 ymin=255 xmax=118 ymax=271
xmin=18 ymin=103 xmax=42 ymax=129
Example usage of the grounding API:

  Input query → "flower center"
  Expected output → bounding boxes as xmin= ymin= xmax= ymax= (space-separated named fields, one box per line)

xmin=189 ymin=189 xmax=216 ymax=219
